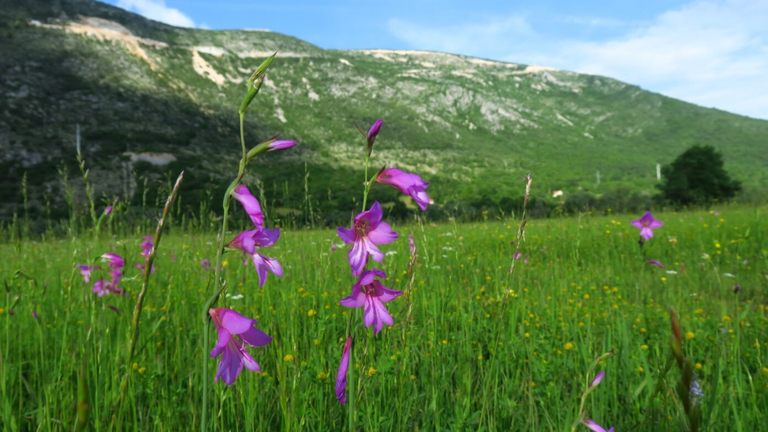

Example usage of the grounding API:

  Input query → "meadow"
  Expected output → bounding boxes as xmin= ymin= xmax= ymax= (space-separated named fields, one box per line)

xmin=1 ymin=205 xmax=766 ymax=431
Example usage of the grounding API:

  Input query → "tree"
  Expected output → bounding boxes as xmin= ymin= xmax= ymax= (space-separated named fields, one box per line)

xmin=659 ymin=145 xmax=741 ymax=205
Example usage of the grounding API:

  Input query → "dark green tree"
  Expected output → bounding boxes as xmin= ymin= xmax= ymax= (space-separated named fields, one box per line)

xmin=659 ymin=145 xmax=741 ymax=205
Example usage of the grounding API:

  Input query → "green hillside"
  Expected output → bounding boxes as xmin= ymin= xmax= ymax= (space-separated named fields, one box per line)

xmin=2 ymin=0 xmax=767 ymax=225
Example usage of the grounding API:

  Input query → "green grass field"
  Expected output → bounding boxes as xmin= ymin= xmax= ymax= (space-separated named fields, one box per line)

xmin=1 ymin=206 xmax=766 ymax=430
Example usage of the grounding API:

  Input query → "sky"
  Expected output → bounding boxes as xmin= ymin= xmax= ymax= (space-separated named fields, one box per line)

xmin=107 ymin=0 xmax=768 ymax=119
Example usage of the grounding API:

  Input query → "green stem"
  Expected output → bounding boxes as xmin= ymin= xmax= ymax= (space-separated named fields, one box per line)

xmin=201 ymin=112 xmax=248 ymax=431
xmin=361 ymin=154 xmax=371 ymax=212
xmin=111 ymin=171 xmax=184 ymax=429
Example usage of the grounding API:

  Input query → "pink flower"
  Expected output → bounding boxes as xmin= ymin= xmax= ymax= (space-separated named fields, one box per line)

xmin=92 ymin=252 xmax=126 ymax=296
xmin=102 ymin=252 xmax=125 ymax=271
xmin=232 ymin=184 xmax=264 ymax=228
xmin=337 ymin=202 xmax=398 ymax=275
xmin=367 ymin=119 xmax=383 ymax=147
xmin=209 ymin=307 xmax=272 ymax=385
xmin=229 ymin=228 xmax=283 ymax=288
xmin=78 ymin=265 xmax=96 ymax=283
xmin=375 ymin=168 xmax=431 ymax=211
xmin=646 ymin=259 xmax=664 ymax=268
xmin=340 ymin=269 xmax=402 ymax=334
xmin=268 ymin=139 xmax=297 ymax=152
xmin=92 ymin=279 xmax=109 ymax=297
xmin=583 ymin=419 xmax=615 ymax=432
xmin=335 ymin=337 xmax=352 ymax=405
xmin=140 ymin=235 xmax=153 ymax=257
xmin=631 ymin=211 xmax=663 ymax=241
xmin=104 ymin=206 xmax=113 ymax=216
xmin=590 ymin=371 xmax=605 ymax=388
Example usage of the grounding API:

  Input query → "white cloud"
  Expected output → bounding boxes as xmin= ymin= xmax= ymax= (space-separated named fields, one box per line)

xmin=386 ymin=15 xmax=531 ymax=56
xmin=388 ymin=0 xmax=768 ymax=119
xmin=554 ymin=15 xmax=628 ymax=28
xmin=116 ymin=0 xmax=195 ymax=28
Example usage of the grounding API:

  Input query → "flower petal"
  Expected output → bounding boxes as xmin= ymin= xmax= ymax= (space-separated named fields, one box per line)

xmin=337 ymin=226 xmax=356 ymax=244
xmin=215 ymin=344 xmax=243 ymax=385
xmin=240 ymin=326 xmax=272 ymax=347
xmin=364 ymin=239 xmax=384 ymax=262
xmin=267 ymin=139 xmax=296 ymax=152
xmin=219 ymin=308 xmax=254 ymax=335
xmin=232 ymin=184 xmax=264 ymax=228
xmin=340 ymin=288 xmax=366 ymax=308
xmin=367 ymin=119 xmax=383 ymax=144
xmin=210 ymin=327 xmax=231 ymax=357
xmin=252 ymin=254 xmax=282 ymax=287
xmin=335 ymin=337 xmax=352 ymax=404
xmin=348 ymin=241 xmax=368 ymax=275
xmin=252 ymin=228 xmax=280 ymax=248
xmin=229 ymin=230 xmax=259 ymax=254
xmin=410 ymin=188 xmax=431 ymax=211
xmin=239 ymin=346 xmax=261 ymax=372
xmin=377 ymin=285 xmax=403 ymax=303
xmin=367 ymin=221 xmax=398 ymax=244
xmin=583 ymin=419 xmax=608 ymax=432
xmin=357 ymin=201 xmax=383 ymax=228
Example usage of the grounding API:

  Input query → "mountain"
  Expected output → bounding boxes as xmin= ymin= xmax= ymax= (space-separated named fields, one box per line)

xmin=2 ymin=0 xmax=767 ymax=225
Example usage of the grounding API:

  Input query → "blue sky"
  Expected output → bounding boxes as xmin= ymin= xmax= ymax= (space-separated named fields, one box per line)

xmin=108 ymin=0 xmax=768 ymax=119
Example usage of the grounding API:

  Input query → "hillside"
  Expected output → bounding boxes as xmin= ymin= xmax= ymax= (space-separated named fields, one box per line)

xmin=2 ymin=0 xmax=767 ymax=225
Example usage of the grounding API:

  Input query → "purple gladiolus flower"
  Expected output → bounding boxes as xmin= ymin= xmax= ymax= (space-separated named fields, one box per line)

xmin=337 ymin=202 xmax=398 ymax=275
xmin=140 ymin=236 xmax=153 ymax=257
xmin=376 ymin=168 xmax=431 ymax=211
xmin=336 ymin=337 xmax=352 ymax=405
xmin=100 ymin=252 xmax=125 ymax=295
xmin=229 ymin=228 xmax=283 ymax=287
xmin=92 ymin=279 xmax=109 ymax=297
xmin=631 ymin=211 xmax=663 ymax=241
xmin=367 ymin=119 xmax=383 ymax=147
xmin=646 ymin=259 xmax=665 ymax=268
xmin=79 ymin=265 xmax=95 ymax=283
xmin=209 ymin=307 xmax=272 ymax=385
xmin=340 ymin=269 xmax=402 ymax=334
xmin=583 ymin=419 xmax=615 ymax=432
xmin=104 ymin=206 xmax=113 ymax=216
xmin=590 ymin=371 xmax=605 ymax=388
xmin=232 ymin=184 xmax=264 ymax=228
xmin=268 ymin=139 xmax=297 ymax=152
xmin=102 ymin=252 xmax=125 ymax=271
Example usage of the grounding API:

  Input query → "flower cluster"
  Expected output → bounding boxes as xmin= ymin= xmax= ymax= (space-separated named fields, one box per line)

xmin=209 ymin=307 xmax=271 ymax=385
xmin=209 ymin=183 xmax=288 ymax=384
xmin=335 ymin=118 xmax=431 ymax=404
xmin=81 ymin=252 xmax=126 ymax=297
xmin=228 ymin=184 xmax=283 ymax=288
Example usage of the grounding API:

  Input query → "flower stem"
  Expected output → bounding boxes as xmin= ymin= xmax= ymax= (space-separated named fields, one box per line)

xmin=361 ymin=153 xmax=371 ymax=212
xmin=201 ymin=112 xmax=248 ymax=431
xmin=111 ymin=171 xmax=184 ymax=428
